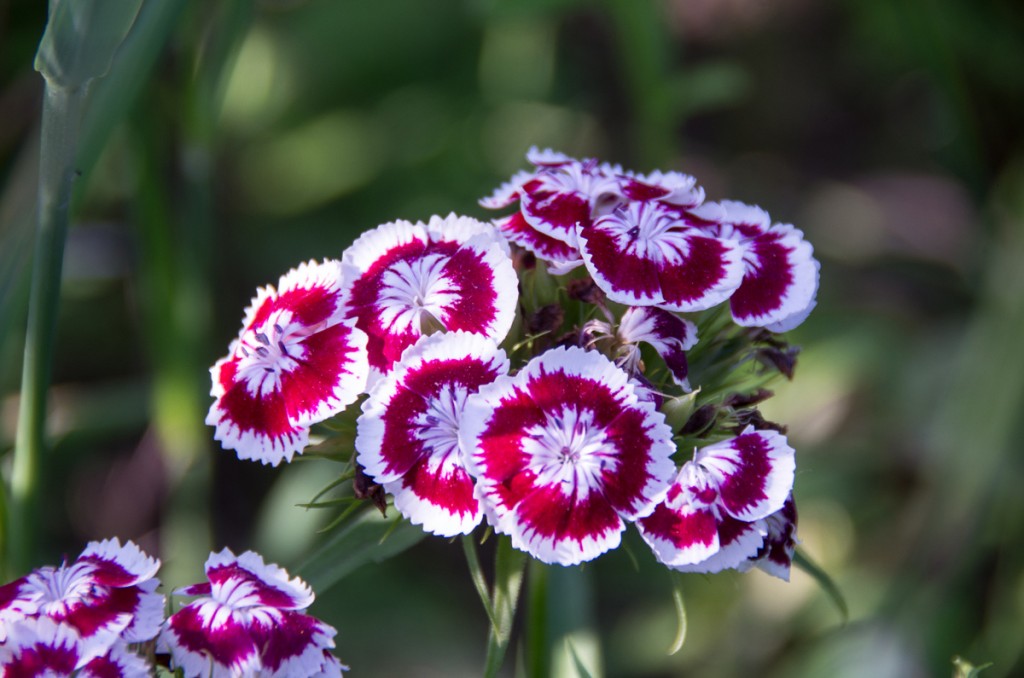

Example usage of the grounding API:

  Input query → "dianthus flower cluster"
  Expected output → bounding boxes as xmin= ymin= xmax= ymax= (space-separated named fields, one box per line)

xmin=0 ymin=541 xmax=344 ymax=677
xmin=206 ymin=148 xmax=818 ymax=575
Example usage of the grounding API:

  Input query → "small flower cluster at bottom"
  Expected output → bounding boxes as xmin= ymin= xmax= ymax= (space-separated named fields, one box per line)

xmin=0 ymin=539 xmax=345 ymax=677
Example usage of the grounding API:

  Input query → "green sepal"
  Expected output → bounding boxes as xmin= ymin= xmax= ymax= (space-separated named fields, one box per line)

xmin=660 ymin=388 xmax=701 ymax=432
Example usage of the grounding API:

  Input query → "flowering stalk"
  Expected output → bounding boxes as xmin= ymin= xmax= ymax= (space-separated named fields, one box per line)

xmin=483 ymin=537 xmax=527 ymax=678
xmin=528 ymin=563 xmax=601 ymax=677
xmin=11 ymin=81 xmax=85 ymax=576
xmin=198 ymin=148 xmax=821 ymax=674
xmin=11 ymin=0 xmax=141 ymax=574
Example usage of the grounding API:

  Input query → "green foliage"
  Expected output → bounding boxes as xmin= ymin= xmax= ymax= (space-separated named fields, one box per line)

xmin=668 ymin=572 xmax=688 ymax=655
xmin=35 ymin=0 xmax=143 ymax=90
xmin=794 ymin=548 xmax=848 ymax=624
xmin=296 ymin=509 xmax=425 ymax=594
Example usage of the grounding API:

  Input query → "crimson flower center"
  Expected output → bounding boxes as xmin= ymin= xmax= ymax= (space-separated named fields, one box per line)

xmin=610 ymin=207 xmax=687 ymax=261
xmin=680 ymin=460 xmax=722 ymax=510
xmin=31 ymin=563 xmax=100 ymax=616
xmin=413 ymin=383 xmax=467 ymax=460
xmin=379 ymin=254 xmax=458 ymax=334
xmin=523 ymin=406 xmax=616 ymax=496
xmin=211 ymin=577 xmax=262 ymax=611
xmin=236 ymin=309 xmax=308 ymax=397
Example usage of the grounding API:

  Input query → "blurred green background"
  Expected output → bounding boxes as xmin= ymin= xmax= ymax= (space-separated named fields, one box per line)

xmin=2 ymin=0 xmax=1023 ymax=676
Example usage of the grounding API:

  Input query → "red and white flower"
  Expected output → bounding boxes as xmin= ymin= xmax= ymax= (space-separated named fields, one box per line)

xmin=617 ymin=169 xmax=705 ymax=211
xmin=461 ymin=346 xmax=677 ymax=566
xmin=516 ymin=151 xmax=622 ymax=247
xmin=480 ymin=166 xmax=575 ymax=269
xmin=159 ymin=549 xmax=345 ymax=678
xmin=480 ymin=148 xmax=624 ymax=274
xmin=0 ymin=538 xmax=163 ymax=646
xmin=638 ymin=428 xmax=795 ymax=573
xmin=692 ymin=201 xmax=819 ymax=332
xmin=341 ymin=214 xmax=517 ymax=383
xmin=207 ymin=259 xmax=369 ymax=466
xmin=0 ymin=617 xmax=150 ymax=678
xmin=578 ymin=201 xmax=745 ymax=312
xmin=587 ymin=306 xmax=699 ymax=390
xmin=491 ymin=211 xmax=584 ymax=274
xmin=356 ymin=332 xmax=509 ymax=536
xmin=740 ymin=494 xmax=798 ymax=580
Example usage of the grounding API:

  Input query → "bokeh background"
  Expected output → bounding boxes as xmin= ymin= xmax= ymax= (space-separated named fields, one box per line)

xmin=2 ymin=1 xmax=1023 ymax=676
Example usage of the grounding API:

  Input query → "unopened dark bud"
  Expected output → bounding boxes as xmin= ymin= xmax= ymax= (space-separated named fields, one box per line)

xmin=755 ymin=346 xmax=800 ymax=380
xmin=527 ymin=304 xmax=565 ymax=337
xmin=733 ymin=408 xmax=788 ymax=434
xmin=724 ymin=388 xmax=774 ymax=409
xmin=353 ymin=463 xmax=388 ymax=517
xmin=566 ymin=277 xmax=605 ymax=305
xmin=513 ymin=247 xmax=537 ymax=271
xmin=680 ymin=404 xmax=717 ymax=436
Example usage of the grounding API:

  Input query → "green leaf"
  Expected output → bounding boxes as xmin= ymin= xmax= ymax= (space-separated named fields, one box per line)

xmin=76 ymin=0 xmax=189 ymax=181
xmin=35 ymin=0 xmax=144 ymax=89
xmin=794 ymin=548 xmax=849 ymax=623
xmin=462 ymin=534 xmax=499 ymax=631
xmin=667 ymin=572 xmax=688 ymax=655
xmin=483 ymin=537 xmax=527 ymax=678
xmin=296 ymin=510 xmax=426 ymax=594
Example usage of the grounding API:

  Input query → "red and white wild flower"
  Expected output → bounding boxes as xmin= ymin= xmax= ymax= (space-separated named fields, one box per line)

xmin=585 ymin=305 xmax=699 ymax=391
xmin=0 ymin=617 xmax=150 ymax=678
xmin=159 ymin=549 xmax=345 ymax=678
xmin=356 ymin=332 xmax=509 ymax=537
xmin=638 ymin=427 xmax=795 ymax=573
xmin=691 ymin=200 xmax=819 ymax=332
xmin=340 ymin=213 xmax=517 ymax=384
xmin=207 ymin=259 xmax=369 ymax=466
xmin=0 ymin=538 xmax=163 ymax=647
xmin=578 ymin=200 xmax=746 ymax=313
xmin=461 ymin=346 xmax=677 ymax=566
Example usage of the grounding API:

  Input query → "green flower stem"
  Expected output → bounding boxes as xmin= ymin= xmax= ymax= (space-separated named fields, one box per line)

xmin=11 ymin=84 xmax=87 ymax=573
xmin=483 ymin=536 xmax=528 ymax=678
xmin=525 ymin=559 xmax=550 ymax=677
xmin=528 ymin=563 xmax=602 ymax=678
xmin=10 ymin=0 xmax=143 ymax=577
xmin=462 ymin=535 xmax=500 ymax=630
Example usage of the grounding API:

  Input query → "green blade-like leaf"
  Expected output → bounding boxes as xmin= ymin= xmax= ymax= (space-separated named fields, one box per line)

xmin=794 ymin=548 xmax=848 ymax=623
xmin=483 ymin=537 xmax=527 ymax=678
xmin=296 ymin=510 xmax=425 ymax=594
xmin=76 ymin=0 xmax=189 ymax=182
xmin=462 ymin=534 xmax=499 ymax=631
xmin=668 ymin=572 xmax=688 ymax=655
xmin=35 ymin=0 xmax=144 ymax=89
